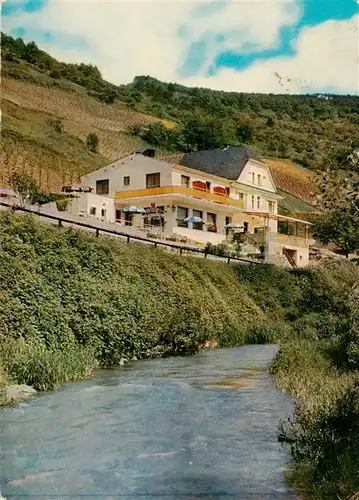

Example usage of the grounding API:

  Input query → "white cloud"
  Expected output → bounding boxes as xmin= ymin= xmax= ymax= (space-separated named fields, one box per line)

xmin=2 ymin=1 xmax=358 ymax=94
xmin=183 ymin=14 xmax=359 ymax=94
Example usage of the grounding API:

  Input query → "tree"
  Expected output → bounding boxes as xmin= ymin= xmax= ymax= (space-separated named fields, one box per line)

xmin=22 ymin=41 xmax=41 ymax=64
xmin=311 ymin=167 xmax=359 ymax=257
xmin=86 ymin=133 xmax=99 ymax=153
xmin=182 ymin=116 xmax=235 ymax=151
xmin=10 ymin=173 xmax=52 ymax=207
xmin=236 ymin=123 xmax=253 ymax=143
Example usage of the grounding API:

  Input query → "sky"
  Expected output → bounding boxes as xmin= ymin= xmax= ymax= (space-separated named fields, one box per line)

xmin=2 ymin=0 xmax=359 ymax=95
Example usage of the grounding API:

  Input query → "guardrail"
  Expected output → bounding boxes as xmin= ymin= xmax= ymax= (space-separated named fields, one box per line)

xmin=0 ymin=202 xmax=261 ymax=266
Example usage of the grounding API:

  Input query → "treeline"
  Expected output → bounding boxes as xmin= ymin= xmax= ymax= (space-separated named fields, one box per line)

xmin=130 ymin=75 xmax=359 ymax=122
xmin=2 ymin=32 xmax=359 ymax=170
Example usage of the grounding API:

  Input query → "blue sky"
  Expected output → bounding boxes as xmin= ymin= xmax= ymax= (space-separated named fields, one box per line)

xmin=2 ymin=0 xmax=359 ymax=94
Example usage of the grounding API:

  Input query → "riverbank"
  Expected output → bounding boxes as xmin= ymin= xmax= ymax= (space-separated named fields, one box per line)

xmin=269 ymin=323 xmax=359 ymax=498
xmin=0 ymin=212 xmax=278 ymax=396
xmin=1 ymin=212 xmax=359 ymax=497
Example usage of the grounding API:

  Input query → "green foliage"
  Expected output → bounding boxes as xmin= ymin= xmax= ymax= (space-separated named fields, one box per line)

xmin=270 ymin=277 xmax=359 ymax=499
xmin=86 ymin=132 xmax=99 ymax=153
xmin=278 ymin=377 xmax=359 ymax=499
xmin=1 ymin=339 xmax=95 ymax=391
xmin=56 ymin=198 xmax=71 ymax=211
xmin=311 ymin=169 xmax=359 ymax=256
xmin=141 ymin=123 xmax=181 ymax=151
xmin=10 ymin=172 xmax=54 ymax=206
xmin=236 ymin=123 xmax=253 ymax=143
xmin=204 ymin=242 xmax=229 ymax=257
xmin=181 ymin=116 xmax=237 ymax=151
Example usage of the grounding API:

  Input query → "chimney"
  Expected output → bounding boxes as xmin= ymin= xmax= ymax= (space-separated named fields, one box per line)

xmin=142 ymin=148 xmax=156 ymax=158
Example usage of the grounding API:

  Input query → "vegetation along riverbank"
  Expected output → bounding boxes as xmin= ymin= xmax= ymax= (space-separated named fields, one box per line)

xmin=1 ymin=211 xmax=359 ymax=499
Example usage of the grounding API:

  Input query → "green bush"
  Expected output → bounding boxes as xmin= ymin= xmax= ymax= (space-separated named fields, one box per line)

xmin=292 ymin=312 xmax=350 ymax=341
xmin=86 ymin=132 xmax=99 ymax=153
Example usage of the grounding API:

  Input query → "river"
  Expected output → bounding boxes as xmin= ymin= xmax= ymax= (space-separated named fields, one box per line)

xmin=0 ymin=344 xmax=295 ymax=500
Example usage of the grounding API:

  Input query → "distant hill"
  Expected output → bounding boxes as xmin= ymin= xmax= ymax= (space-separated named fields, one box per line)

xmin=3 ymin=32 xmax=357 ymax=212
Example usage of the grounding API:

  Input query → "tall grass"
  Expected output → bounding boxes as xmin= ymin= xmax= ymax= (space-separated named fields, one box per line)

xmin=270 ymin=339 xmax=359 ymax=499
xmin=1 ymin=339 xmax=96 ymax=391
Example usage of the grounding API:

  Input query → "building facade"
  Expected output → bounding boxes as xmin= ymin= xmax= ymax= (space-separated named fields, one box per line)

xmin=71 ymin=147 xmax=310 ymax=267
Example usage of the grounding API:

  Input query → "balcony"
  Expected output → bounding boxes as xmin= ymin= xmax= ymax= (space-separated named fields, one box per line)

xmin=247 ymin=231 xmax=309 ymax=249
xmin=115 ymin=186 xmax=244 ymax=209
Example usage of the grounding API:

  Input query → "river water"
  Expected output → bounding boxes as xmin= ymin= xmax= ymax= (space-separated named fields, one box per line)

xmin=0 ymin=344 xmax=295 ymax=500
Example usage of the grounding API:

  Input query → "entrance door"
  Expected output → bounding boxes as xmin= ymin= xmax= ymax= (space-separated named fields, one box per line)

xmin=124 ymin=212 xmax=132 ymax=226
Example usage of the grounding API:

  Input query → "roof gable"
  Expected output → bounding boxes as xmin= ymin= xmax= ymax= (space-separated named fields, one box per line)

xmin=179 ymin=146 xmax=263 ymax=181
xmin=237 ymin=159 xmax=277 ymax=193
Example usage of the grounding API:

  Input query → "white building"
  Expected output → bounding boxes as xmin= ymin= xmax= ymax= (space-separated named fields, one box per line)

xmin=67 ymin=147 xmax=310 ymax=267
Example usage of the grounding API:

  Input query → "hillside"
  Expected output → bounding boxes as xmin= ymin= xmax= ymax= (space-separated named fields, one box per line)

xmin=3 ymin=32 xmax=358 ymax=211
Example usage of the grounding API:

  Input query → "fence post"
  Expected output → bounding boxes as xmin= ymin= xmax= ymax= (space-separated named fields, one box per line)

xmin=58 ymin=219 xmax=62 ymax=228
xmin=96 ymin=229 xmax=99 ymax=237
xmin=180 ymin=247 xmax=183 ymax=255
xmin=227 ymin=256 xmax=231 ymax=264
xmin=127 ymin=236 xmax=130 ymax=244
xmin=154 ymin=242 xmax=157 ymax=248
xmin=204 ymin=250 xmax=208 ymax=258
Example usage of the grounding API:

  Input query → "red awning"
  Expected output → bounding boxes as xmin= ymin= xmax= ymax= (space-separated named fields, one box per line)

xmin=213 ymin=186 xmax=227 ymax=196
xmin=193 ymin=180 xmax=207 ymax=191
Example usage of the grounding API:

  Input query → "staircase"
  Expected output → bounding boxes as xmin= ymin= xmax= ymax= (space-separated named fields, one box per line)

xmin=282 ymin=247 xmax=297 ymax=268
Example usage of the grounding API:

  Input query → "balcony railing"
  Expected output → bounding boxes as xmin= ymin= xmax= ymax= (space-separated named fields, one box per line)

xmin=247 ymin=231 xmax=308 ymax=248
xmin=115 ymin=186 xmax=244 ymax=209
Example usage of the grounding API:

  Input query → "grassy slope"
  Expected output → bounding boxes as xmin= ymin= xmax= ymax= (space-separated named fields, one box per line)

xmin=2 ymin=59 xmax=316 ymax=212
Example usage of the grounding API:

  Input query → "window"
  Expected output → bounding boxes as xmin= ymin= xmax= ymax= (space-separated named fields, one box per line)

xmin=257 ymin=174 xmax=261 ymax=186
xmin=181 ymin=175 xmax=190 ymax=187
xmin=96 ymin=179 xmax=109 ymax=195
xmin=257 ymin=196 xmax=261 ymax=209
xmin=146 ymin=173 xmax=161 ymax=188
xmin=226 ymin=187 xmax=230 ymax=196
xmin=177 ymin=206 xmax=188 ymax=227
xmin=225 ymin=216 xmax=232 ymax=235
xmin=268 ymin=201 xmax=275 ymax=214
xmin=89 ymin=207 xmax=96 ymax=216
xmin=123 ymin=176 xmax=130 ymax=186
xmin=101 ymin=208 xmax=106 ymax=218
xmin=251 ymin=173 xmax=255 ymax=184
xmin=238 ymin=192 xmax=244 ymax=200
xmin=193 ymin=209 xmax=203 ymax=230
xmin=115 ymin=209 xmax=121 ymax=221
xmin=251 ymin=196 xmax=255 ymax=209
xmin=207 ymin=212 xmax=217 ymax=233
xmin=206 ymin=182 xmax=211 ymax=192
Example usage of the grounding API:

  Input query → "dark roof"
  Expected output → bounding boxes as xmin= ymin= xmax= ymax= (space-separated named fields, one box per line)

xmin=179 ymin=146 xmax=263 ymax=181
